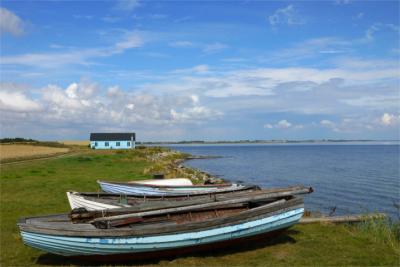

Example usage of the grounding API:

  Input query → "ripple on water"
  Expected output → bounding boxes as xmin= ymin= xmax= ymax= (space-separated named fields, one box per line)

xmin=173 ymin=144 xmax=400 ymax=218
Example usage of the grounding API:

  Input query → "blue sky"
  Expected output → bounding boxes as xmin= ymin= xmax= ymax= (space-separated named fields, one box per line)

xmin=0 ymin=0 xmax=399 ymax=141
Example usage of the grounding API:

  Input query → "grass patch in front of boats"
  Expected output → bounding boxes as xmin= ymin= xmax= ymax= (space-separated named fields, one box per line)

xmin=150 ymin=221 xmax=399 ymax=267
xmin=0 ymin=147 xmax=183 ymax=266
xmin=1 ymin=147 xmax=399 ymax=266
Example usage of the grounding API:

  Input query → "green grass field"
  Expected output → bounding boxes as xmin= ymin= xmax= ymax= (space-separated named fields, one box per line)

xmin=1 ymin=148 xmax=399 ymax=266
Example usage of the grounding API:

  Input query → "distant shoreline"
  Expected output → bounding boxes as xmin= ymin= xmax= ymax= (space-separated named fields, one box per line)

xmin=1 ymin=138 xmax=398 ymax=146
xmin=140 ymin=140 xmax=400 ymax=145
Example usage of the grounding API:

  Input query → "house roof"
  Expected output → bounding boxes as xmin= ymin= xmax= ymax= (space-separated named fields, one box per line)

xmin=90 ymin=133 xmax=136 ymax=141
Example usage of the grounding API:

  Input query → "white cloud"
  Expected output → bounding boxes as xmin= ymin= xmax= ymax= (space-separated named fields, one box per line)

xmin=340 ymin=95 xmax=399 ymax=110
xmin=268 ymin=5 xmax=305 ymax=26
xmin=0 ymin=7 xmax=24 ymax=36
xmin=102 ymin=16 xmax=121 ymax=23
xmin=173 ymin=16 xmax=192 ymax=23
xmin=115 ymin=0 xmax=140 ymax=11
xmin=193 ymin=65 xmax=209 ymax=73
xmin=319 ymin=114 xmax=400 ymax=133
xmin=277 ymin=120 xmax=292 ymax=129
xmin=169 ymin=41 xmax=194 ymax=47
xmin=319 ymin=50 xmax=345 ymax=54
xmin=49 ymin=44 xmax=66 ymax=49
xmin=263 ymin=124 xmax=273 ymax=129
xmin=1 ymin=30 xmax=146 ymax=68
xmin=139 ymin=61 xmax=399 ymax=105
xmin=381 ymin=113 xmax=398 ymax=126
xmin=242 ymin=66 xmax=399 ymax=85
xmin=264 ymin=120 xmax=302 ymax=130
xmin=366 ymin=23 xmax=400 ymax=41
xmin=221 ymin=57 xmax=247 ymax=63
xmin=126 ymin=103 xmax=135 ymax=110
xmin=294 ymin=124 xmax=304 ymax=129
xmin=65 ymin=83 xmax=78 ymax=98
xmin=149 ymin=14 xmax=168 ymax=20
xmin=0 ymin=81 xmax=222 ymax=138
xmin=203 ymin=42 xmax=228 ymax=54
xmin=114 ymin=31 xmax=144 ymax=52
xmin=1 ymin=50 xmax=92 ymax=68
xmin=169 ymin=41 xmax=227 ymax=54
xmin=170 ymin=106 xmax=221 ymax=123
xmin=73 ymin=14 xmax=93 ymax=20
xmin=191 ymin=94 xmax=199 ymax=104
xmin=172 ymin=65 xmax=209 ymax=75
xmin=1 ymin=48 xmax=399 ymax=139
xmin=353 ymin=12 xmax=364 ymax=20
xmin=320 ymin=119 xmax=341 ymax=132
xmin=0 ymin=84 xmax=41 ymax=112
xmin=335 ymin=0 xmax=351 ymax=5
xmin=336 ymin=58 xmax=399 ymax=70
xmin=43 ymin=85 xmax=87 ymax=110
xmin=320 ymin=119 xmax=335 ymax=127
xmin=263 ymin=37 xmax=352 ymax=64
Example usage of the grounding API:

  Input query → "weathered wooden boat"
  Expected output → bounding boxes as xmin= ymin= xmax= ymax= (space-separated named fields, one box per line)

xmin=19 ymin=194 xmax=305 ymax=261
xmin=98 ymin=180 xmax=254 ymax=196
xmin=67 ymin=185 xmax=313 ymax=211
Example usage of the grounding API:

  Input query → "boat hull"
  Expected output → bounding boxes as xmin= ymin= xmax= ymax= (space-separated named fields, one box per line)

xmin=98 ymin=180 xmax=248 ymax=196
xmin=20 ymin=208 xmax=303 ymax=259
xmin=67 ymin=192 xmax=122 ymax=210
xmin=77 ymin=227 xmax=289 ymax=262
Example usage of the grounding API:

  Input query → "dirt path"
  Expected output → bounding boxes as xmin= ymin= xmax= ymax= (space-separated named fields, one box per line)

xmin=0 ymin=151 xmax=84 ymax=166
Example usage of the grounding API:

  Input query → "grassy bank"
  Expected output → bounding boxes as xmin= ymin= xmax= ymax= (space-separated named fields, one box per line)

xmin=1 ymin=147 xmax=399 ymax=266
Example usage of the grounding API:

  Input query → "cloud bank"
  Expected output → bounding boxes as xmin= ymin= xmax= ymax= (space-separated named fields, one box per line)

xmin=0 ymin=7 xmax=25 ymax=36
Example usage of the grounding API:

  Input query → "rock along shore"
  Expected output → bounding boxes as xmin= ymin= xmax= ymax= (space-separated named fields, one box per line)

xmin=143 ymin=148 xmax=225 ymax=184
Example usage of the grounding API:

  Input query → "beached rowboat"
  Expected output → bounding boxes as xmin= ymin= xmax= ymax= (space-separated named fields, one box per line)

xmin=97 ymin=180 xmax=253 ymax=196
xmin=18 ymin=194 xmax=304 ymax=261
xmin=67 ymin=185 xmax=312 ymax=211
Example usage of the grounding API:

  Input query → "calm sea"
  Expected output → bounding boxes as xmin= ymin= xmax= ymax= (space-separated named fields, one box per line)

xmin=169 ymin=143 xmax=400 ymax=218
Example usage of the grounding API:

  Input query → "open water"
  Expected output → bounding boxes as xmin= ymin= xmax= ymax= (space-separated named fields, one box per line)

xmin=170 ymin=143 xmax=400 ymax=218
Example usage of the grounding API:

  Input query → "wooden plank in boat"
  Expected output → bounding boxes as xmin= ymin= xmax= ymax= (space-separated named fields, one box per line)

xmin=19 ymin=204 xmax=302 ymax=238
xmin=89 ymin=193 xmax=290 ymax=224
xmin=74 ymin=187 xmax=310 ymax=220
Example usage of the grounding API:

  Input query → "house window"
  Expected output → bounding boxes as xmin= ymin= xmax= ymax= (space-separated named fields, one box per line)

xmin=105 ymin=142 xmax=109 ymax=147
xmin=95 ymin=142 xmax=98 ymax=147
xmin=127 ymin=141 xmax=131 ymax=147
xmin=116 ymin=142 xmax=120 ymax=147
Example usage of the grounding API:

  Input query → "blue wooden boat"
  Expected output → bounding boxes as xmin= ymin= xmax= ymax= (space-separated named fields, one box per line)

xmin=18 ymin=195 xmax=304 ymax=261
xmin=97 ymin=180 xmax=254 ymax=196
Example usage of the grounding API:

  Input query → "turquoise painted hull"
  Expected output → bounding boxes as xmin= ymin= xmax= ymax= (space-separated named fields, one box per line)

xmin=20 ymin=208 xmax=304 ymax=257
